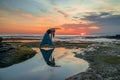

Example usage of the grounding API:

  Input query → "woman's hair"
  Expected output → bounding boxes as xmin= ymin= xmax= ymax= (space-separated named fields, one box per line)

xmin=46 ymin=29 xmax=55 ymax=34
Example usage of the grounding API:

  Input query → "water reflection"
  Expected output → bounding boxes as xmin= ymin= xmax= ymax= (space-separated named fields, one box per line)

xmin=0 ymin=47 xmax=89 ymax=80
xmin=40 ymin=48 xmax=60 ymax=67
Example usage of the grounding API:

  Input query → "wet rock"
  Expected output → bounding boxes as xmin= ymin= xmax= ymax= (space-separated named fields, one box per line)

xmin=66 ymin=72 xmax=103 ymax=80
xmin=66 ymin=43 xmax=120 ymax=80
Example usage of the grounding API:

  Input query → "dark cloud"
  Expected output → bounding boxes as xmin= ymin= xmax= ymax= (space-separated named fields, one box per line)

xmin=81 ymin=12 xmax=120 ymax=26
xmin=73 ymin=12 xmax=112 ymax=21
xmin=78 ymin=12 xmax=120 ymax=34
xmin=100 ymin=12 xmax=111 ymax=16
xmin=57 ymin=10 xmax=68 ymax=17
xmin=70 ymin=12 xmax=120 ymax=34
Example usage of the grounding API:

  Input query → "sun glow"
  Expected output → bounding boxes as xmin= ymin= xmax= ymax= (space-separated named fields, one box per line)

xmin=81 ymin=32 xmax=85 ymax=36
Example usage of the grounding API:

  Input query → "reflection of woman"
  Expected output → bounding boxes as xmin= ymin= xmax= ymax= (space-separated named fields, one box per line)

xmin=40 ymin=28 xmax=60 ymax=47
xmin=40 ymin=48 xmax=60 ymax=67
xmin=47 ymin=56 xmax=55 ymax=66
xmin=40 ymin=48 xmax=55 ymax=66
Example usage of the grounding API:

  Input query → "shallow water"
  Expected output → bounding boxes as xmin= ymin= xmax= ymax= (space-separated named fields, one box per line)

xmin=0 ymin=47 xmax=88 ymax=80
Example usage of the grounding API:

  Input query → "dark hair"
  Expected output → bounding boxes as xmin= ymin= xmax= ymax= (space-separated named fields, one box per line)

xmin=0 ymin=37 xmax=3 ymax=42
xmin=47 ymin=30 xmax=52 ymax=34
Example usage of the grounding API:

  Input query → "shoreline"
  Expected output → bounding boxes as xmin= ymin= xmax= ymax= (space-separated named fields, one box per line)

xmin=1 ymin=39 xmax=120 ymax=80
xmin=2 ymin=39 xmax=41 ymax=42
xmin=66 ymin=43 xmax=120 ymax=80
xmin=0 ymin=42 xmax=36 ymax=68
xmin=0 ymin=40 xmax=92 ymax=68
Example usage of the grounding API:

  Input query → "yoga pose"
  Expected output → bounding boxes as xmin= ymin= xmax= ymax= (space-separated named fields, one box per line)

xmin=40 ymin=28 xmax=60 ymax=47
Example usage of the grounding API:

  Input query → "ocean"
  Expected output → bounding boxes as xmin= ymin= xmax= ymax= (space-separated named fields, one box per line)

xmin=0 ymin=34 xmax=119 ymax=43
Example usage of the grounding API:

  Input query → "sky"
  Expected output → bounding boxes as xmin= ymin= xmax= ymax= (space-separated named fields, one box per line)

xmin=0 ymin=0 xmax=120 ymax=35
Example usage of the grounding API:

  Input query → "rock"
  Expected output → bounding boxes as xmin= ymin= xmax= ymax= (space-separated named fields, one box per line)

xmin=66 ymin=72 xmax=103 ymax=80
xmin=0 ymin=37 xmax=3 ymax=48
xmin=66 ymin=43 xmax=120 ymax=80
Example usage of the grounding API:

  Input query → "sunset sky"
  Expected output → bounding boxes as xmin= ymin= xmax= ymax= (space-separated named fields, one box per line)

xmin=0 ymin=0 xmax=120 ymax=35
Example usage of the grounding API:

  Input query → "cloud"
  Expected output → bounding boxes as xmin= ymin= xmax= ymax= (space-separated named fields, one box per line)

xmin=47 ymin=0 xmax=56 ymax=5
xmin=61 ymin=23 xmax=91 ymax=28
xmin=0 ymin=7 xmax=35 ymax=19
xmin=89 ymin=26 xmax=100 ymax=30
xmin=59 ymin=11 xmax=120 ymax=34
xmin=54 ymin=8 xmax=69 ymax=18
xmin=56 ymin=22 xmax=100 ymax=35
xmin=0 ymin=17 xmax=7 ymax=21
xmin=80 ymin=12 xmax=120 ymax=34
xmin=81 ymin=12 xmax=120 ymax=26
xmin=59 ymin=23 xmax=100 ymax=31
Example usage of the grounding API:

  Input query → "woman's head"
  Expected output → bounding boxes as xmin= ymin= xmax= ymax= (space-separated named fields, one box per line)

xmin=46 ymin=28 xmax=60 ymax=38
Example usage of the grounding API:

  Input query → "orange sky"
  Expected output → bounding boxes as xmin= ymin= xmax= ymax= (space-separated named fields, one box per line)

xmin=0 ymin=14 xmax=100 ymax=35
xmin=0 ymin=0 xmax=120 ymax=35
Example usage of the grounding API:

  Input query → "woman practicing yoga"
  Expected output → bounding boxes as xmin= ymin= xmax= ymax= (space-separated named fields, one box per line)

xmin=40 ymin=28 xmax=60 ymax=47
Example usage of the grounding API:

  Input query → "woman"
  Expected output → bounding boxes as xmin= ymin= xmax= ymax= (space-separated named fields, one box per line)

xmin=40 ymin=28 xmax=60 ymax=47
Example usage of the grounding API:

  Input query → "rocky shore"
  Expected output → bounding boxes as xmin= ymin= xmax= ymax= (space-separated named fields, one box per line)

xmin=85 ymin=34 xmax=120 ymax=39
xmin=0 ymin=37 xmax=36 ymax=68
xmin=66 ymin=42 xmax=120 ymax=80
